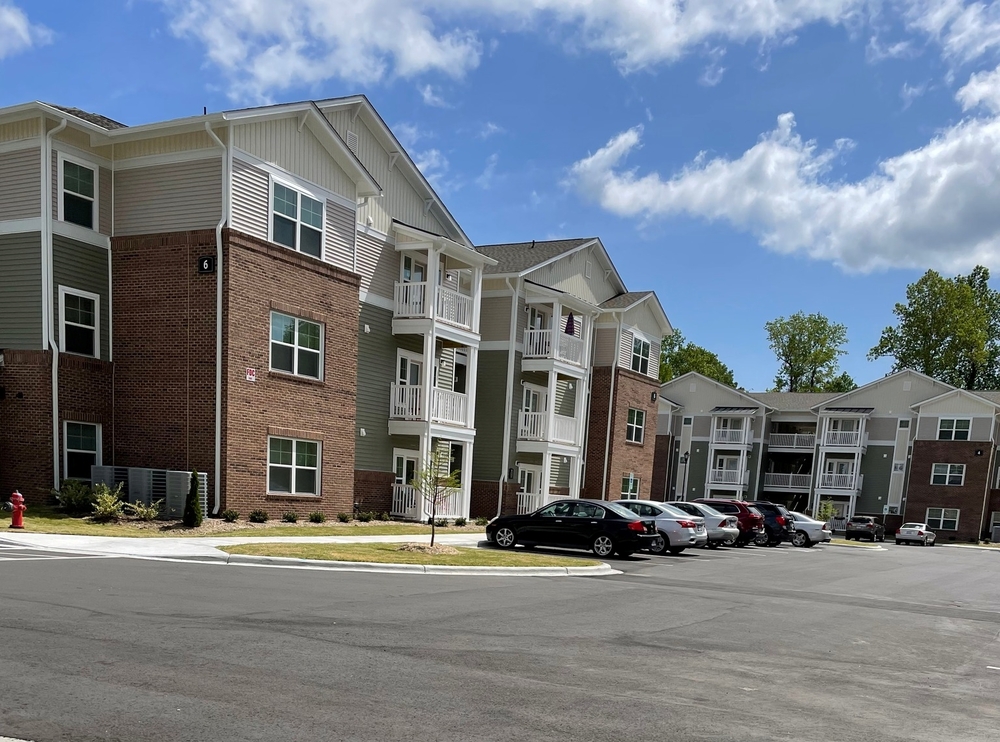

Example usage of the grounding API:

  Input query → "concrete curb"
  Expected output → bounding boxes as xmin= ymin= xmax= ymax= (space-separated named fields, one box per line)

xmin=828 ymin=541 xmax=885 ymax=550
xmin=938 ymin=544 xmax=1000 ymax=552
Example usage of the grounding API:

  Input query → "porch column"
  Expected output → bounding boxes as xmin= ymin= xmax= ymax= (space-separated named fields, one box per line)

xmin=546 ymin=370 xmax=558 ymax=444
xmin=551 ymin=299 xmax=562 ymax=359
xmin=418 ymin=433 xmax=430 ymax=522
xmin=466 ymin=345 xmax=479 ymax=429
xmin=471 ymin=265 xmax=483 ymax=335
xmin=426 ymin=246 xmax=441 ymax=320
xmin=569 ymin=455 xmax=581 ymax=498
xmin=462 ymin=440 xmax=474 ymax=519
xmin=422 ymin=328 xmax=435 ymax=422
xmin=541 ymin=452 xmax=552 ymax=501
xmin=572 ymin=375 xmax=586 ymax=446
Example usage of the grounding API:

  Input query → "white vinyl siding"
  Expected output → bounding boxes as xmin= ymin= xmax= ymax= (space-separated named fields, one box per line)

xmin=325 ymin=199 xmax=356 ymax=272
xmin=114 ymin=159 xmax=223 ymax=235
xmin=0 ymin=147 xmax=41 ymax=220
xmin=231 ymin=157 xmax=270 ymax=240
xmin=356 ymin=229 xmax=396 ymax=300
xmin=619 ymin=329 xmax=634 ymax=368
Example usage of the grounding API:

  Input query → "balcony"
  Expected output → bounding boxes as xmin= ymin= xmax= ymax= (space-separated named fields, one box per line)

xmin=824 ymin=430 xmax=861 ymax=446
xmin=713 ymin=428 xmax=750 ymax=445
xmin=762 ymin=472 xmax=813 ymax=490
xmin=768 ymin=433 xmax=816 ymax=449
xmin=819 ymin=472 xmax=864 ymax=491
xmin=518 ymin=411 xmax=580 ymax=445
xmin=390 ymin=385 xmax=469 ymax=427
xmin=523 ymin=329 xmax=585 ymax=367
xmin=708 ymin=469 xmax=750 ymax=486
xmin=393 ymin=282 xmax=473 ymax=331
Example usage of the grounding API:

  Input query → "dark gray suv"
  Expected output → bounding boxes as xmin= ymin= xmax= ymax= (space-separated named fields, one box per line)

xmin=746 ymin=501 xmax=796 ymax=546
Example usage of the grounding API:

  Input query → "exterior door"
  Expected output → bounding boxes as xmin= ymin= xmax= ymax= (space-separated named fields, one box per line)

xmin=523 ymin=387 xmax=543 ymax=412
xmin=398 ymin=355 xmax=422 ymax=387
xmin=402 ymin=255 xmax=426 ymax=283
xmin=393 ymin=453 xmax=419 ymax=516
xmin=528 ymin=307 xmax=549 ymax=330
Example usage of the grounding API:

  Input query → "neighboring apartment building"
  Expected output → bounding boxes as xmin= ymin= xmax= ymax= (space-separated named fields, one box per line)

xmin=0 ymin=96 xmax=490 ymax=521
xmin=654 ymin=369 xmax=1000 ymax=541
xmin=468 ymin=238 xmax=670 ymax=517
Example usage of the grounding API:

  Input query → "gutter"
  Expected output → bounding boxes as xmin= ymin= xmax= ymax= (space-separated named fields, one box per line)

xmin=44 ymin=117 xmax=68 ymax=489
xmin=600 ymin=310 xmax=623 ymax=499
xmin=497 ymin=277 xmax=520 ymax=517
xmin=204 ymin=122 xmax=227 ymax=515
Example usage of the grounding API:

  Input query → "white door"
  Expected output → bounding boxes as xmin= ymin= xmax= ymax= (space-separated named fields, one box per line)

xmin=827 ymin=459 xmax=853 ymax=475
xmin=402 ymin=255 xmax=426 ymax=283
xmin=523 ymin=386 xmax=544 ymax=413
xmin=393 ymin=453 xmax=419 ymax=516
xmin=528 ymin=307 xmax=549 ymax=330
xmin=398 ymin=355 xmax=422 ymax=387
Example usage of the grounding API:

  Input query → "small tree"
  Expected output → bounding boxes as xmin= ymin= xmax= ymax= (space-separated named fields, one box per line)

xmin=817 ymin=500 xmax=838 ymax=523
xmin=183 ymin=469 xmax=203 ymax=528
xmin=411 ymin=448 xmax=460 ymax=546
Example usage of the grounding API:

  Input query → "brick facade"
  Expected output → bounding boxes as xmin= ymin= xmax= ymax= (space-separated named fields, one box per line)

xmin=650 ymin=433 xmax=674 ymax=502
xmin=903 ymin=440 xmax=994 ymax=542
xmin=471 ymin=479 xmax=519 ymax=518
xmin=354 ymin=469 xmax=394 ymax=515
xmin=0 ymin=350 xmax=55 ymax=502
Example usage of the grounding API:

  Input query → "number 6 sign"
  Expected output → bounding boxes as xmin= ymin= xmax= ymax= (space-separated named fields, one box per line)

xmin=198 ymin=256 xmax=216 ymax=274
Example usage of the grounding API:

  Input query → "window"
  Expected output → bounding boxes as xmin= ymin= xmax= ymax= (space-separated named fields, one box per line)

xmin=626 ymin=408 xmax=645 ymax=443
xmin=268 ymin=437 xmax=320 ymax=495
xmin=272 ymin=182 xmax=324 ymax=258
xmin=631 ymin=336 xmax=650 ymax=375
xmin=61 ymin=158 xmax=96 ymax=229
xmin=683 ymin=416 xmax=693 ymax=426
xmin=926 ymin=508 xmax=959 ymax=531
xmin=270 ymin=312 xmax=323 ymax=379
xmin=898 ymin=419 xmax=910 ymax=429
xmin=621 ymin=474 xmax=640 ymax=498
xmin=931 ymin=463 xmax=965 ymax=486
xmin=938 ymin=418 xmax=971 ymax=441
xmin=64 ymin=422 xmax=100 ymax=481
xmin=59 ymin=286 xmax=99 ymax=358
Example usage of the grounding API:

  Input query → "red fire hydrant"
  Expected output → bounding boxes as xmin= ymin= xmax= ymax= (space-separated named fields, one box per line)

xmin=9 ymin=490 xmax=26 ymax=529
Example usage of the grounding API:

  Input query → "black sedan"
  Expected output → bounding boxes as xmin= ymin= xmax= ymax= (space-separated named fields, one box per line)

xmin=486 ymin=499 xmax=658 ymax=558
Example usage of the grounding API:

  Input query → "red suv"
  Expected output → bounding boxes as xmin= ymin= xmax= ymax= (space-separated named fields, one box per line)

xmin=693 ymin=499 xmax=765 ymax=546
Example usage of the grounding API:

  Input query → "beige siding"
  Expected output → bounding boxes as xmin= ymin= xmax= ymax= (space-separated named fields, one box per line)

xmin=593 ymin=327 xmax=617 ymax=366
xmin=918 ymin=393 xmax=998 ymax=418
xmin=480 ymin=295 xmax=512 ymax=341
xmin=322 ymin=109 xmax=451 ymax=238
xmin=0 ymin=232 xmax=42 ymax=349
xmin=99 ymin=167 xmax=112 ymax=235
xmin=623 ymin=300 xmax=665 ymax=341
xmin=0 ymin=147 xmax=41 ymax=220
xmin=232 ymin=118 xmax=356 ymax=203
xmin=113 ymin=130 xmax=222 ymax=160
xmin=549 ymin=455 xmax=570 ymax=489
xmin=524 ymin=245 xmax=620 ymax=305
xmin=916 ymin=416 xmax=938 ymax=440
xmin=231 ymin=157 xmax=269 ymax=240
xmin=114 ymin=159 xmax=222 ymax=235
xmin=659 ymin=374 xmax=765 ymax=416
xmin=483 ymin=279 xmax=507 ymax=292
xmin=515 ymin=294 xmax=527 ymax=338
xmin=325 ymin=199 xmax=356 ymax=273
xmin=973 ymin=416 xmax=994 ymax=441
xmin=357 ymin=229 xmax=397 ymax=300
xmin=554 ymin=378 xmax=576 ymax=416
xmin=867 ymin=417 xmax=899 ymax=441
xmin=0 ymin=118 xmax=40 ymax=143
xmin=53 ymin=127 xmax=112 ymax=160
xmin=818 ymin=371 xmax=951 ymax=415
xmin=618 ymin=329 xmax=634 ymax=368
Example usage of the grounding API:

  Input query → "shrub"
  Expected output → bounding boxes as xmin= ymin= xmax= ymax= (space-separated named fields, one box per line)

xmin=91 ymin=483 xmax=126 ymax=523
xmin=454 ymin=517 xmax=467 ymax=527
xmin=124 ymin=499 xmax=162 ymax=522
xmin=435 ymin=518 xmax=449 ymax=528
xmin=308 ymin=512 xmax=326 ymax=523
xmin=222 ymin=509 xmax=240 ymax=522
xmin=356 ymin=511 xmax=373 ymax=523
xmin=380 ymin=512 xmax=390 ymax=521
xmin=474 ymin=516 xmax=489 ymax=527
xmin=282 ymin=511 xmax=298 ymax=523
xmin=337 ymin=512 xmax=351 ymax=523
xmin=248 ymin=509 xmax=269 ymax=523
xmin=183 ymin=470 xmax=203 ymax=528
xmin=53 ymin=480 xmax=95 ymax=515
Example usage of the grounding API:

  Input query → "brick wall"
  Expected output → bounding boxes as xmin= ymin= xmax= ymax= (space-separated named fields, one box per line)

xmin=223 ymin=229 xmax=359 ymax=519
xmin=650 ymin=433 xmax=674 ymax=502
xmin=904 ymin=440 xmax=994 ymax=541
xmin=58 ymin=352 xmax=113 ymax=485
xmin=471 ymin=479 xmax=519 ymax=518
xmin=582 ymin=366 xmax=612 ymax=498
xmin=0 ymin=350 xmax=53 ymax=503
xmin=354 ymin=469 xmax=394 ymax=515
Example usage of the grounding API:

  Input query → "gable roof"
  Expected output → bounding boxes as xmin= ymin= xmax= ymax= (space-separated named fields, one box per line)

xmin=44 ymin=103 xmax=126 ymax=130
xmin=475 ymin=238 xmax=596 ymax=274
xmin=746 ymin=391 xmax=839 ymax=411
xmin=661 ymin=371 xmax=773 ymax=411
xmin=909 ymin=387 xmax=1000 ymax=411
xmin=810 ymin=368 xmax=956 ymax=410
xmin=600 ymin=291 xmax=653 ymax=310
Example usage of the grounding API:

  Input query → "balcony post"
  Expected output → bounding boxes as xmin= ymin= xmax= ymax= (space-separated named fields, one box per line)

xmin=422 ymin=328 xmax=434 ymax=423
xmin=466 ymin=346 xmax=479 ymax=429
xmin=426 ymin=246 xmax=441 ymax=320
xmin=568 ymin=455 xmax=581 ymax=498
xmin=572 ymin=375 xmax=585 ymax=446
xmin=546 ymin=371 xmax=558 ymax=445
xmin=541 ymin=452 xmax=552 ymax=500
xmin=551 ymin=300 xmax=562 ymax=360
xmin=471 ymin=265 xmax=483 ymax=335
xmin=461 ymin=440 xmax=473 ymax=518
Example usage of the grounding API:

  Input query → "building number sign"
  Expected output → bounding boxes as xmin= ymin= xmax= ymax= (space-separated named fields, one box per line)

xmin=198 ymin=256 xmax=216 ymax=274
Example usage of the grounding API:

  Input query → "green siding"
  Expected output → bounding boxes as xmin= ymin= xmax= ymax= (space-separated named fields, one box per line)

xmin=0 ymin=231 xmax=42 ymax=349
xmin=52 ymin=235 xmax=111 ymax=360
xmin=685 ymin=446 xmax=709 ymax=499
xmin=472 ymin=349 xmax=510 ymax=481
xmin=551 ymin=455 xmax=570 ymax=488
xmin=859 ymin=445 xmax=894 ymax=514
xmin=748 ymin=443 xmax=764 ymax=499
xmin=555 ymin=377 xmax=576 ymax=416
xmin=356 ymin=303 xmax=397 ymax=471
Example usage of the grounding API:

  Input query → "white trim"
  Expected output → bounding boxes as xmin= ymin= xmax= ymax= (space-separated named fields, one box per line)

xmin=57 ymin=285 xmax=101 ymax=359
xmin=233 ymin=149 xmax=356 ymax=211
xmin=925 ymin=507 xmax=959 ymax=531
xmin=51 ymin=139 xmax=112 ymax=169
xmin=0 ymin=217 xmax=42 ymax=234
xmin=937 ymin=417 xmax=972 ymax=441
xmin=268 ymin=311 xmax=324 ymax=380
xmin=909 ymin=386 xmax=1000 ymax=412
xmin=626 ymin=407 xmax=646 ymax=443
xmin=266 ymin=435 xmax=322 ymax=496
xmin=930 ymin=463 xmax=965 ymax=486
xmin=112 ymin=148 xmax=222 ymax=172
xmin=57 ymin=152 xmax=100 ymax=233
xmin=268 ymin=177 xmax=326 ymax=260
xmin=52 ymin=220 xmax=110 ymax=249
xmin=0 ymin=138 xmax=42 ymax=155
xmin=516 ymin=464 xmax=543 ymax=495
xmin=481 ymin=289 xmax=515 ymax=299
xmin=628 ymin=334 xmax=652 ymax=376
xmin=358 ymin=290 xmax=394 ymax=311
xmin=63 ymin=420 xmax=102 ymax=482
xmin=357 ymin=223 xmax=392 ymax=242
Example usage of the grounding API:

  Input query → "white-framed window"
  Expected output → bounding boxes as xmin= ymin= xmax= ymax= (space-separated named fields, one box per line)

xmin=898 ymin=419 xmax=910 ymax=429
xmin=267 ymin=436 xmax=320 ymax=495
xmin=58 ymin=154 xmax=98 ymax=230
xmin=626 ymin=408 xmax=645 ymax=443
xmin=270 ymin=312 xmax=323 ymax=379
xmin=621 ymin=474 xmax=640 ymax=498
xmin=938 ymin=418 xmax=971 ymax=441
xmin=631 ymin=336 xmax=650 ymax=375
xmin=683 ymin=416 xmax=693 ymax=426
xmin=271 ymin=181 xmax=324 ymax=258
xmin=64 ymin=421 xmax=100 ymax=482
xmin=518 ymin=465 xmax=542 ymax=494
xmin=931 ymin=463 xmax=965 ymax=486
xmin=58 ymin=286 xmax=100 ymax=358
xmin=926 ymin=507 xmax=959 ymax=531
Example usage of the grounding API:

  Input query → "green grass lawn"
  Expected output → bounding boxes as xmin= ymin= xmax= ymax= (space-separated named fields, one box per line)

xmin=222 ymin=542 xmax=598 ymax=567
xmin=1 ymin=506 xmax=483 ymax=539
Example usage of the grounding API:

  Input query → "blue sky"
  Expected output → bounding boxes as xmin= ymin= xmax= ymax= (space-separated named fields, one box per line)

xmin=3 ymin=1 xmax=1000 ymax=391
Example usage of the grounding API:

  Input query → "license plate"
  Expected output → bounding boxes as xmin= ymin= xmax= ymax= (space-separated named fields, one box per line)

xmin=696 ymin=525 xmax=705 ymax=532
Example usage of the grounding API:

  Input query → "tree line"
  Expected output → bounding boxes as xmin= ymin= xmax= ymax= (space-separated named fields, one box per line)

xmin=659 ymin=265 xmax=1000 ymax=393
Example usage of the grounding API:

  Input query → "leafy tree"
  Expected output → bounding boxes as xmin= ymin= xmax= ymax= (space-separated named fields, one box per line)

xmin=412 ymin=448 xmax=460 ymax=546
xmin=868 ymin=266 xmax=1000 ymax=390
xmin=659 ymin=329 xmax=737 ymax=387
xmin=183 ymin=470 xmax=203 ymax=528
xmin=765 ymin=312 xmax=852 ymax=392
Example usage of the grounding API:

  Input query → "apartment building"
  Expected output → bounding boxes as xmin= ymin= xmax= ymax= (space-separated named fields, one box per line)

xmin=0 ymin=96 xmax=489 ymax=521
xmin=469 ymin=239 xmax=670 ymax=517
xmin=654 ymin=369 xmax=1000 ymax=542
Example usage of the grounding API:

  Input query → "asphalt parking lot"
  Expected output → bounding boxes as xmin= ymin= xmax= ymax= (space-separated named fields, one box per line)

xmin=2 ymin=542 xmax=999 ymax=742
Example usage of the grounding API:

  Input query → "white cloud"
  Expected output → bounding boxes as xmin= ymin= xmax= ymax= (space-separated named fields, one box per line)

xmin=478 ymin=121 xmax=504 ymax=138
xmin=956 ymin=64 xmax=1000 ymax=113
xmin=393 ymin=122 xmax=425 ymax=150
xmin=699 ymin=46 xmax=727 ymax=86
xmin=419 ymin=83 xmax=450 ymax=108
xmin=0 ymin=2 xmax=52 ymax=60
xmin=476 ymin=153 xmax=499 ymax=189
xmin=905 ymin=0 xmax=1000 ymax=64
xmin=413 ymin=148 xmax=460 ymax=193
xmin=566 ymin=93 xmax=1000 ymax=273
xmin=900 ymin=80 xmax=928 ymax=108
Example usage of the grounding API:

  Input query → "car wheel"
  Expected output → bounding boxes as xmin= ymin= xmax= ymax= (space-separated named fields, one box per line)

xmin=754 ymin=532 xmax=769 ymax=546
xmin=592 ymin=534 xmax=615 ymax=557
xmin=928 ymin=541 xmax=935 ymax=547
xmin=803 ymin=540 xmax=816 ymax=548
xmin=705 ymin=541 xmax=720 ymax=549
xmin=648 ymin=533 xmax=668 ymax=555
xmin=723 ymin=533 xmax=738 ymax=547
xmin=494 ymin=527 xmax=516 ymax=549
xmin=792 ymin=531 xmax=810 ymax=548
xmin=920 ymin=539 xmax=927 ymax=546
xmin=668 ymin=547 xmax=685 ymax=555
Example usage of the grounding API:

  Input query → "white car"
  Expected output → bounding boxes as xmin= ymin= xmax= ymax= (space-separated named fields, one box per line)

xmin=787 ymin=511 xmax=832 ymax=548
xmin=896 ymin=522 xmax=936 ymax=546
xmin=614 ymin=500 xmax=708 ymax=555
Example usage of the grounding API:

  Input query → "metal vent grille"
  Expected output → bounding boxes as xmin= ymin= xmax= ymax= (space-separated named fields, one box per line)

xmin=346 ymin=130 xmax=359 ymax=155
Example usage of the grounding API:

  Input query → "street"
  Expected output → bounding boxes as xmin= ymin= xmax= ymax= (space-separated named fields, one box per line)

xmin=2 ymin=543 xmax=1000 ymax=741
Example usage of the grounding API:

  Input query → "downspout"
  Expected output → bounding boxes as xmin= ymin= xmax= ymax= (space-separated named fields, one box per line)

xmin=600 ymin=310 xmax=623 ymax=499
xmin=497 ymin=276 xmax=520 ymax=518
xmin=578 ymin=309 xmax=599 ymax=495
xmin=45 ymin=118 xmax=68 ymax=489
xmin=205 ymin=121 xmax=227 ymax=515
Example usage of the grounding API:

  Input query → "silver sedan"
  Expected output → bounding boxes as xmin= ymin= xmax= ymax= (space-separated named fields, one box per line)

xmin=787 ymin=510 xmax=833 ymax=548
xmin=614 ymin=500 xmax=708 ymax=555
xmin=896 ymin=522 xmax=937 ymax=546
xmin=667 ymin=500 xmax=740 ymax=548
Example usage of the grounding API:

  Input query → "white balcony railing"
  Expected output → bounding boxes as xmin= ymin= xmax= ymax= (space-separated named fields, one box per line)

xmin=431 ymin=388 xmax=468 ymax=426
xmin=391 ymin=483 xmax=419 ymax=518
xmin=709 ymin=469 xmax=748 ymax=485
xmin=394 ymin=281 xmax=427 ymax=318
xmin=518 ymin=411 xmax=579 ymax=444
xmin=390 ymin=384 xmax=422 ymax=419
xmin=825 ymin=430 xmax=861 ymax=446
xmin=768 ymin=433 xmax=816 ymax=449
xmin=552 ymin=415 xmax=578 ymax=444
xmin=428 ymin=487 xmax=462 ymax=518
xmin=713 ymin=429 xmax=748 ymax=444
xmin=762 ymin=472 xmax=813 ymax=489
xmin=436 ymin=286 xmax=473 ymax=330
xmin=517 ymin=492 xmax=541 ymax=515
xmin=819 ymin=472 xmax=863 ymax=490
xmin=522 ymin=329 xmax=585 ymax=366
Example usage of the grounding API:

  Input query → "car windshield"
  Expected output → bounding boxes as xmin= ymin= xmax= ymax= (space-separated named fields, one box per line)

xmin=788 ymin=511 xmax=811 ymax=521
xmin=849 ymin=517 xmax=870 ymax=523
xmin=602 ymin=501 xmax=641 ymax=519
xmin=690 ymin=502 xmax=723 ymax=518
xmin=748 ymin=507 xmax=763 ymax=517
xmin=657 ymin=503 xmax=690 ymax=518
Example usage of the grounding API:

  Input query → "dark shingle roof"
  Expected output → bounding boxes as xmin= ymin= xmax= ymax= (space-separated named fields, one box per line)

xmin=600 ymin=291 xmax=653 ymax=310
xmin=747 ymin=392 xmax=840 ymax=411
xmin=44 ymin=103 xmax=127 ymax=130
xmin=972 ymin=391 xmax=1000 ymax=404
xmin=711 ymin=406 xmax=759 ymax=413
xmin=475 ymin=238 xmax=594 ymax=274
